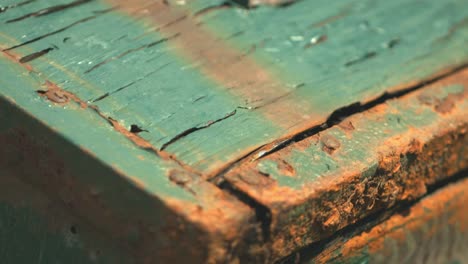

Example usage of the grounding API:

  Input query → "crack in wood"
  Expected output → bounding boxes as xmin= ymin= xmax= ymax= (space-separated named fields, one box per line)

xmin=6 ymin=0 xmax=95 ymax=23
xmin=19 ymin=47 xmax=55 ymax=63
xmin=84 ymin=34 xmax=179 ymax=74
xmin=193 ymin=2 xmax=234 ymax=18
xmin=3 ymin=8 xmax=114 ymax=51
xmin=90 ymin=62 xmax=172 ymax=102
xmin=160 ymin=110 xmax=238 ymax=151
xmin=0 ymin=0 xmax=36 ymax=14
xmin=344 ymin=51 xmax=377 ymax=67
xmin=209 ymin=63 xmax=468 ymax=184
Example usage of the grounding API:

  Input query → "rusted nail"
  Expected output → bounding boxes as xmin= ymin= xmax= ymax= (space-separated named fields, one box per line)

xmin=321 ymin=134 xmax=341 ymax=154
xmin=168 ymin=169 xmax=192 ymax=185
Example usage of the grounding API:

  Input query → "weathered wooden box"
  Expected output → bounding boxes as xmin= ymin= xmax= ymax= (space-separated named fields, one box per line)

xmin=0 ymin=0 xmax=467 ymax=263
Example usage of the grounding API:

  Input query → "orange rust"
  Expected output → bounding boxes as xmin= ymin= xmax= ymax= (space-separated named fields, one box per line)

xmin=277 ymin=159 xmax=296 ymax=177
xmin=40 ymin=80 xmax=88 ymax=108
xmin=320 ymin=134 xmax=341 ymax=155
xmin=1 ymin=49 xmax=34 ymax=72
xmin=106 ymin=115 xmax=154 ymax=150
xmin=435 ymin=88 xmax=467 ymax=114
xmin=338 ymin=178 xmax=468 ymax=261
xmin=225 ymin=68 xmax=468 ymax=261
xmin=338 ymin=120 xmax=355 ymax=132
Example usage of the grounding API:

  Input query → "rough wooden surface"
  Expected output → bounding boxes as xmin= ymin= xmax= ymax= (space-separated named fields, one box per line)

xmin=224 ymin=69 xmax=468 ymax=260
xmin=1 ymin=0 xmax=467 ymax=174
xmin=304 ymin=175 xmax=468 ymax=264
xmin=0 ymin=0 xmax=467 ymax=263
xmin=0 ymin=54 xmax=261 ymax=263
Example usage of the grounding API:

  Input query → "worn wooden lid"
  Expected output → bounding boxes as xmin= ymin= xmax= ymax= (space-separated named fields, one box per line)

xmin=0 ymin=0 xmax=467 ymax=262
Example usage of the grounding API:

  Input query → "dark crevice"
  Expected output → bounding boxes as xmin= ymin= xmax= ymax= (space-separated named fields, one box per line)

xmin=160 ymin=110 xmax=237 ymax=151
xmin=156 ymin=15 xmax=187 ymax=30
xmin=193 ymin=2 xmax=234 ymax=17
xmin=3 ymin=8 xmax=113 ymax=51
xmin=85 ymin=34 xmax=178 ymax=74
xmin=19 ymin=47 xmax=55 ymax=63
xmin=70 ymin=225 xmax=78 ymax=235
xmin=237 ymin=83 xmax=305 ymax=111
xmin=344 ymin=51 xmax=377 ymax=67
xmin=385 ymin=38 xmax=401 ymax=49
xmin=219 ymin=180 xmax=272 ymax=242
xmin=232 ymin=0 xmax=301 ymax=9
xmin=277 ymin=169 xmax=468 ymax=264
xmin=6 ymin=0 xmax=94 ymax=23
xmin=129 ymin=125 xmax=148 ymax=134
xmin=90 ymin=62 xmax=172 ymax=102
xmin=252 ymin=63 xmax=468 ymax=160
xmin=434 ymin=17 xmax=468 ymax=44
xmin=0 ymin=0 xmax=36 ymax=14
xmin=91 ymin=92 xmax=110 ymax=103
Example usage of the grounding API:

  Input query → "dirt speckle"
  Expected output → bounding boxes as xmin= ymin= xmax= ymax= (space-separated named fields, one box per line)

xmin=338 ymin=120 xmax=355 ymax=131
xmin=168 ymin=170 xmax=192 ymax=185
xmin=320 ymin=134 xmax=341 ymax=154
xmin=434 ymin=92 xmax=465 ymax=114
xmin=277 ymin=159 xmax=296 ymax=177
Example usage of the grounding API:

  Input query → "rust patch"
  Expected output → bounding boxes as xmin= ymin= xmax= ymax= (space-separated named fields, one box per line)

xmin=434 ymin=90 xmax=466 ymax=114
xmin=418 ymin=86 xmax=466 ymax=114
xmin=224 ymin=68 xmax=468 ymax=261
xmin=320 ymin=134 xmax=341 ymax=155
xmin=337 ymin=178 xmax=468 ymax=262
xmin=338 ymin=120 xmax=355 ymax=132
xmin=38 ymin=80 xmax=87 ymax=108
xmin=2 ymin=49 xmax=34 ymax=72
xmin=277 ymin=159 xmax=296 ymax=177
xmin=168 ymin=169 xmax=193 ymax=186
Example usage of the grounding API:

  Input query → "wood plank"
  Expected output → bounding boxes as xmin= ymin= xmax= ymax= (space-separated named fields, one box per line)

xmin=0 ymin=52 xmax=262 ymax=263
xmin=0 ymin=1 xmax=467 ymax=262
xmin=224 ymin=68 xmax=468 ymax=261
xmin=302 ymin=175 xmax=468 ymax=264
xmin=0 ymin=0 xmax=467 ymax=174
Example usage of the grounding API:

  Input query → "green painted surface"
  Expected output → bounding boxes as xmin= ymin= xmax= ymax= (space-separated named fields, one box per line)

xmin=0 ymin=36 xmax=255 ymax=263
xmin=257 ymin=85 xmax=465 ymax=189
xmin=225 ymin=77 xmax=468 ymax=259
xmin=0 ymin=0 xmax=467 ymax=262
xmin=0 ymin=0 xmax=467 ymax=174
xmin=302 ymin=177 xmax=468 ymax=264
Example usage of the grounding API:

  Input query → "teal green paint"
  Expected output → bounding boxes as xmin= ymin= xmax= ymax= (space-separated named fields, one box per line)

xmin=0 ymin=202 xmax=130 ymax=264
xmin=0 ymin=0 xmax=280 ymax=173
xmin=1 ymin=0 xmax=467 ymax=175
xmin=257 ymin=85 xmax=467 ymax=189
xmin=0 ymin=46 xmax=256 ymax=263
xmin=184 ymin=0 xmax=468 ymax=172
xmin=0 ymin=55 xmax=195 ymax=203
xmin=194 ymin=0 xmax=468 ymax=102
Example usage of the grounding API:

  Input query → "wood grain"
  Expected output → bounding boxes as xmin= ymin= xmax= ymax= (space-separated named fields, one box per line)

xmin=225 ymin=68 xmax=468 ymax=261
xmin=0 ymin=0 xmax=467 ymax=262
